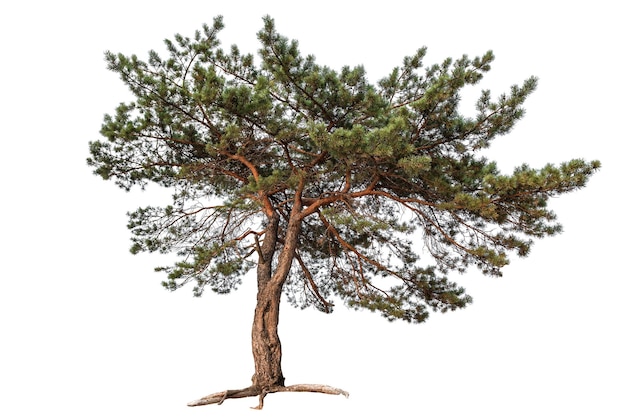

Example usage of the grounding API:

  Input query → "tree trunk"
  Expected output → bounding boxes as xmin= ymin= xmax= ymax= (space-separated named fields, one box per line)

xmin=187 ymin=199 xmax=349 ymax=408
xmin=251 ymin=279 xmax=285 ymax=390
xmin=250 ymin=206 xmax=300 ymax=391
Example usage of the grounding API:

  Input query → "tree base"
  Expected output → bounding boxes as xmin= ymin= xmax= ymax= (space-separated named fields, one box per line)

xmin=187 ymin=384 xmax=349 ymax=409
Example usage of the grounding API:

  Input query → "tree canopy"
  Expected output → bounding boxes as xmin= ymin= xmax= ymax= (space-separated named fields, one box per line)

xmin=88 ymin=15 xmax=599 ymax=408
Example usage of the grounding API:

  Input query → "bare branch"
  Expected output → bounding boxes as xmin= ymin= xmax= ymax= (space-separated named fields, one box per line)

xmin=317 ymin=211 xmax=401 ymax=280
xmin=294 ymin=251 xmax=334 ymax=312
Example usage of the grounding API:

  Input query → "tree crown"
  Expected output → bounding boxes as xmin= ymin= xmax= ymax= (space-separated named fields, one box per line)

xmin=88 ymin=16 xmax=600 ymax=323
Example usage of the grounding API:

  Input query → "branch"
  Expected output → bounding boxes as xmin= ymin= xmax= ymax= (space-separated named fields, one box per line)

xmin=294 ymin=250 xmax=334 ymax=313
xmin=254 ymin=234 xmax=265 ymax=264
xmin=268 ymin=43 xmax=337 ymax=124
xmin=390 ymin=94 xmax=425 ymax=110
xmin=317 ymin=211 xmax=401 ymax=280
xmin=300 ymin=173 xmax=376 ymax=218
xmin=220 ymin=151 xmax=260 ymax=181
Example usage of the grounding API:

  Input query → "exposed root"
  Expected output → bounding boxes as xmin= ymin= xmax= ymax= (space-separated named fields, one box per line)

xmin=276 ymin=384 xmax=349 ymax=398
xmin=251 ymin=390 xmax=267 ymax=410
xmin=187 ymin=383 xmax=349 ymax=409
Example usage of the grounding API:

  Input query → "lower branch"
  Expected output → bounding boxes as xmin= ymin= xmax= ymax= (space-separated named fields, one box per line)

xmin=187 ymin=383 xmax=349 ymax=409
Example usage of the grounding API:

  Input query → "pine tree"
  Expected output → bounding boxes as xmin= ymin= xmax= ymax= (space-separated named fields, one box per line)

xmin=88 ymin=16 xmax=599 ymax=409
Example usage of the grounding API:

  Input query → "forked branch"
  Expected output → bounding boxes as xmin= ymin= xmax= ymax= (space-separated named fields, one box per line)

xmin=187 ymin=383 xmax=349 ymax=409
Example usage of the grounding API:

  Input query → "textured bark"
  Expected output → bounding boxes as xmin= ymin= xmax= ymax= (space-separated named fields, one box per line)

xmin=250 ymin=200 xmax=302 ymax=391
xmin=187 ymin=196 xmax=348 ymax=409
xmin=251 ymin=210 xmax=285 ymax=390
xmin=251 ymin=281 xmax=285 ymax=389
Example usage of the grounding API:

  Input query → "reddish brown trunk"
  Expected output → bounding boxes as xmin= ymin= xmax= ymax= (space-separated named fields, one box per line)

xmin=250 ymin=201 xmax=303 ymax=391
xmin=251 ymin=281 xmax=285 ymax=389
xmin=187 ymin=200 xmax=349 ymax=408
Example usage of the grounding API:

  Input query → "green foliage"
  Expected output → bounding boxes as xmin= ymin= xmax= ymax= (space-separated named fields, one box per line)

xmin=88 ymin=16 xmax=599 ymax=323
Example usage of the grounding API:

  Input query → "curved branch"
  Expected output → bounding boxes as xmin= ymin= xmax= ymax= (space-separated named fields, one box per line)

xmin=317 ymin=211 xmax=401 ymax=281
xmin=220 ymin=150 xmax=260 ymax=181
xmin=294 ymin=250 xmax=334 ymax=313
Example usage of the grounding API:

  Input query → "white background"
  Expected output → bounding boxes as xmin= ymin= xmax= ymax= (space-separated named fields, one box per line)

xmin=1 ymin=1 xmax=623 ymax=416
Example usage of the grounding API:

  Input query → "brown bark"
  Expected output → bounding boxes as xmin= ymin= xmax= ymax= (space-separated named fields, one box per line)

xmin=187 ymin=192 xmax=348 ymax=409
xmin=250 ymin=209 xmax=284 ymax=391
xmin=251 ymin=280 xmax=285 ymax=390
xmin=250 ymin=198 xmax=303 ymax=391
